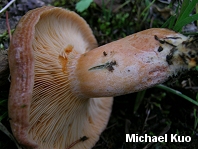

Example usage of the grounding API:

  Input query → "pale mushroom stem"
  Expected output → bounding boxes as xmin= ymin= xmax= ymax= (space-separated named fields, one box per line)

xmin=69 ymin=29 xmax=190 ymax=98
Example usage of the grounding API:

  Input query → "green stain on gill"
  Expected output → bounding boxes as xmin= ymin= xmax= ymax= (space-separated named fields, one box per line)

xmin=21 ymin=104 xmax=27 ymax=108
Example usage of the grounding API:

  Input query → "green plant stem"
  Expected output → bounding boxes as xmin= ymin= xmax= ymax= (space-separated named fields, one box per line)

xmin=196 ymin=3 xmax=198 ymax=26
xmin=114 ymin=0 xmax=130 ymax=12
xmin=140 ymin=0 xmax=155 ymax=17
xmin=156 ymin=84 xmax=198 ymax=106
xmin=193 ymin=109 xmax=198 ymax=130
xmin=133 ymin=90 xmax=146 ymax=113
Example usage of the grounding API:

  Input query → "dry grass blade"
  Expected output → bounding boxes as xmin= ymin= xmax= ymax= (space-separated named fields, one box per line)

xmin=0 ymin=0 xmax=16 ymax=14
xmin=0 ymin=122 xmax=22 ymax=149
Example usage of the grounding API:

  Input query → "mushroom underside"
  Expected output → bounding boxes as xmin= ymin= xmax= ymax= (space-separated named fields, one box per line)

xmin=9 ymin=7 xmax=113 ymax=149
xmin=30 ymin=8 xmax=113 ymax=149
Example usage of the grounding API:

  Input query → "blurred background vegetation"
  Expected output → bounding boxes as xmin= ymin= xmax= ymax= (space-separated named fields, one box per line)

xmin=0 ymin=0 xmax=198 ymax=149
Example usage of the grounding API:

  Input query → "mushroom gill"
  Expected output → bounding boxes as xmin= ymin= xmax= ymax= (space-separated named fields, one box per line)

xmin=31 ymin=7 xmax=113 ymax=149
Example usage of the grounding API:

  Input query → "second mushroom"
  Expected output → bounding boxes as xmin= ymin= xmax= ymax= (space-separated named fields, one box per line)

xmin=8 ymin=6 xmax=197 ymax=149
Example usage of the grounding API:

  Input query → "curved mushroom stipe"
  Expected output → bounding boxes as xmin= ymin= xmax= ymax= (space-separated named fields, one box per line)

xmin=8 ymin=6 xmax=196 ymax=149
xmin=69 ymin=29 xmax=190 ymax=98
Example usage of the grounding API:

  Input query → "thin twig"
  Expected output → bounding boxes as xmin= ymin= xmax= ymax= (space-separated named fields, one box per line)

xmin=143 ymin=124 xmax=170 ymax=149
xmin=6 ymin=11 xmax=12 ymax=41
xmin=0 ymin=0 xmax=16 ymax=14
xmin=142 ymin=109 xmax=150 ymax=131
xmin=66 ymin=136 xmax=88 ymax=149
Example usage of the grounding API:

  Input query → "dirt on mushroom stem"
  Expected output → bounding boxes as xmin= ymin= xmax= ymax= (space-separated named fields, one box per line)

xmin=68 ymin=28 xmax=193 ymax=99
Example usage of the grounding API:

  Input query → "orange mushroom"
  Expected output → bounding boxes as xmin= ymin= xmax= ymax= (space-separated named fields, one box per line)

xmin=8 ymin=6 xmax=197 ymax=149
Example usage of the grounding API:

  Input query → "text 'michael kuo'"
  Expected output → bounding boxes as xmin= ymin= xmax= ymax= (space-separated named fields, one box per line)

xmin=126 ymin=134 xmax=191 ymax=143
